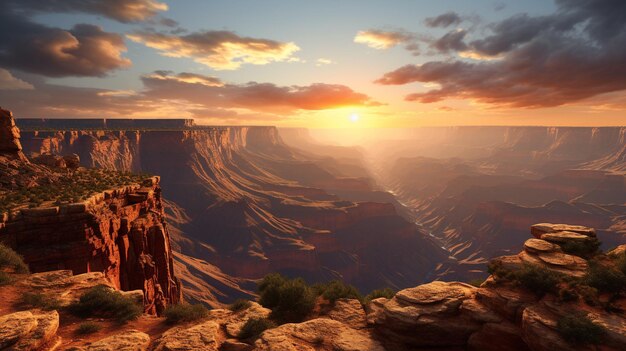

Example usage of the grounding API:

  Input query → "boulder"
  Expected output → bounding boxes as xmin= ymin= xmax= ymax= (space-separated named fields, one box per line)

xmin=153 ymin=321 xmax=221 ymax=351
xmin=0 ymin=311 xmax=38 ymax=349
xmin=327 ymin=299 xmax=367 ymax=329
xmin=32 ymin=154 xmax=66 ymax=168
xmin=84 ymin=330 xmax=150 ymax=351
xmin=523 ymin=239 xmax=558 ymax=254
xmin=540 ymin=231 xmax=594 ymax=244
xmin=223 ymin=302 xmax=271 ymax=338
xmin=255 ymin=318 xmax=384 ymax=351
xmin=12 ymin=310 xmax=60 ymax=351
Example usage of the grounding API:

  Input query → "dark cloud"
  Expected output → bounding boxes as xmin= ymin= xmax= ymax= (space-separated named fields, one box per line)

xmin=0 ymin=13 xmax=130 ymax=77
xmin=424 ymin=12 xmax=463 ymax=28
xmin=127 ymin=30 xmax=300 ymax=70
xmin=3 ymin=0 xmax=167 ymax=23
xmin=431 ymin=29 xmax=468 ymax=53
xmin=376 ymin=0 xmax=626 ymax=108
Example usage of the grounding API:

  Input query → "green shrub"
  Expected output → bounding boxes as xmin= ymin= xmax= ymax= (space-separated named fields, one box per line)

xmin=258 ymin=273 xmax=287 ymax=309
xmin=513 ymin=264 xmax=561 ymax=296
xmin=68 ymin=285 xmax=142 ymax=323
xmin=19 ymin=292 xmax=61 ymax=311
xmin=577 ymin=285 xmax=600 ymax=306
xmin=313 ymin=280 xmax=362 ymax=304
xmin=75 ymin=322 xmax=101 ymax=335
xmin=163 ymin=303 xmax=209 ymax=324
xmin=237 ymin=318 xmax=275 ymax=340
xmin=229 ymin=299 xmax=252 ymax=312
xmin=0 ymin=243 xmax=29 ymax=274
xmin=584 ymin=262 xmax=626 ymax=294
xmin=258 ymin=274 xmax=315 ymax=323
xmin=557 ymin=314 xmax=605 ymax=345
xmin=560 ymin=239 xmax=601 ymax=258
xmin=364 ymin=288 xmax=396 ymax=303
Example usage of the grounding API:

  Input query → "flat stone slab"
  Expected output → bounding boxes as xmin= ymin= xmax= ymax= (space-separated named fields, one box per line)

xmin=537 ymin=251 xmax=587 ymax=268
xmin=541 ymin=231 xmax=592 ymax=243
xmin=524 ymin=239 xmax=557 ymax=254
xmin=531 ymin=223 xmax=595 ymax=238
xmin=13 ymin=310 xmax=59 ymax=351
xmin=396 ymin=281 xmax=474 ymax=305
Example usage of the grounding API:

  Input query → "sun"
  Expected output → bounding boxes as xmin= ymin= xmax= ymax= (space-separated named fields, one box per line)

xmin=350 ymin=113 xmax=360 ymax=122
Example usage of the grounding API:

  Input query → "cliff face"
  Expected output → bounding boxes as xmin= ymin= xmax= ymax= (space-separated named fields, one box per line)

xmin=0 ymin=112 xmax=181 ymax=315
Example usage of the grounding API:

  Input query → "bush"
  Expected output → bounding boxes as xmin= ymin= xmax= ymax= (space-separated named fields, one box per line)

xmin=584 ymin=262 xmax=626 ymax=294
xmin=258 ymin=274 xmax=315 ymax=323
xmin=513 ymin=264 xmax=561 ymax=296
xmin=68 ymin=285 xmax=142 ymax=323
xmin=229 ymin=299 xmax=252 ymax=312
xmin=258 ymin=273 xmax=287 ymax=309
xmin=557 ymin=314 xmax=605 ymax=345
xmin=0 ymin=243 xmax=29 ymax=274
xmin=364 ymin=288 xmax=396 ymax=304
xmin=313 ymin=280 xmax=362 ymax=304
xmin=19 ymin=292 xmax=61 ymax=311
xmin=75 ymin=322 xmax=101 ymax=335
xmin=560 ymin=239 xmax=601 ymax=258
xmin=237 ymin=318 xmax=275 ymax=340
xmin=163 ymin=303 xmax=209 ymax=324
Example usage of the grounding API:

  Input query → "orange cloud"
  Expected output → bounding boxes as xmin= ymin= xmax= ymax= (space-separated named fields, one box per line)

xmin=127 ymin=30 xmax=300 ymax=70
xmin=0 ymin=69 xmax=33 ymax=90
xmin=354 ymin=30 xmax=413 ymax=50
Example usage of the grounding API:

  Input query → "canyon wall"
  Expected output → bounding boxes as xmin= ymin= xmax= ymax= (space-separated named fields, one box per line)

xmin=16 ymin=121 xmax=450 ymax=304
xmin=0 ymin=177 xmax=182 ymax=314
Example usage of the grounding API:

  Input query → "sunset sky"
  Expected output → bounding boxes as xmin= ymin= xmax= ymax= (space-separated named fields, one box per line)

xmin=0 ymin=0 xmax=625 ymax=127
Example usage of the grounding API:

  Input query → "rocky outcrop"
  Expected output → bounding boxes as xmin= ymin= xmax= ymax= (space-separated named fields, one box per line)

xmin=0 ymin=177 xmax=181 ymax=314
xmin=78 ymin=330 xmax=151 ymax=351
xmin=369 ymin=223 xmax=626 ymax=351
xmin=0 ymin=107 xmax=26 ymax=161
xmin=255 ymin=318 xmax=385 ymax=351
xmin=0 ymin=310 xmax=60 ymax=351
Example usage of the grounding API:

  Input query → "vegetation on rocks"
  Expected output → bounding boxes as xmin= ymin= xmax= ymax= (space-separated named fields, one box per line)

xmin=18 ymin=292 xmax=62 ymax=311
xmin=557 ymin=313 xmax=606 ymax=345
xmin=258 ymin=274 xmax=316 ymax=323
xmin=364 ymin=288 xmax=396 ymax=303
xmin=583 ymin=261 xmax=626 ymax=294
xmin=560 ymin=238 xmax=601 ymax=258
xmin=228 ymin=299 xmax=252 ymax=312
xmin=163 ymin=303 xmax=209 ymax=324
xmin=489 ymin=262 xmax=562 ymax=296
xmin=68 ymin=285 xmax=143 ymax=323
xmin=312 ymin=280 xmax=362 ymax=304
xmin=237 ymin=317 xmax=275 ymax=340
xmin=75 ymin=322 xmax=102 ymax=335
xmin=0 ymin=168 xmax=152 ymax=213
xmin=0 ymin=242 xmax=29 ymax=273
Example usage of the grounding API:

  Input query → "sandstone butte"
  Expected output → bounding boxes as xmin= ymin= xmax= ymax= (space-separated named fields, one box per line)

xmin=1 ymin=108 xmax=626 ymax=350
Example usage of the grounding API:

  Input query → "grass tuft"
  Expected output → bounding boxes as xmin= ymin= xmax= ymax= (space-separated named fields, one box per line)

xmin=163 ymin=303 xmax=209 ymax=324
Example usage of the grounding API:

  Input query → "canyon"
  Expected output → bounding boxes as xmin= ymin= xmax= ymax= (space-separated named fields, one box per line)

xmin=15 ymin=119 xmax=450 ymax=306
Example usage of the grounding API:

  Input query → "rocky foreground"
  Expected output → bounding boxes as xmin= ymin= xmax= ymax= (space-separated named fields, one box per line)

xmin=1 ymin=223 xmax=625 ymax=351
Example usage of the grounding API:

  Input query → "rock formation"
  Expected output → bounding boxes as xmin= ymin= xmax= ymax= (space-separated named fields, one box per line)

xmin=0 ymin=107 xmax=27 ymax=161
xmin=0 ymin=177 xmax=181 ymax=314
xmin=369 ymin=223 xmax=626 ymax=351
xmin=1 ymin=109 xmax=181 ymax=315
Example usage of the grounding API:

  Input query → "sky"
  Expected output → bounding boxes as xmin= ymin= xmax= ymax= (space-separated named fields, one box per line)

xmin=0 ymin=0 xmax=625 ymax=128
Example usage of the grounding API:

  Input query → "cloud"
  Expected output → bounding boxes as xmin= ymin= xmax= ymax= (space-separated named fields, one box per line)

xmin=424 ymin=12 xmax=463 ymax=28
xmin=0 ymin=10 xmax=131 ymax=77
xmin=376 ymin=0 xmax=626 ymax=108
xmin=142 ymin=71 xmax=378 ymax=112
xmin=127 ymin=30 xmax=300 ymax=70
xmin=354 ymin=30 xmax=414 ymax=50
xmin=0 ymin=69 xmax=34 ymax=90
xmin=3 ymin=0 xmax=167 ymax=23
xmin=315 ymin=58 xmax=335 ymax=66
xmin=0 ymin=71 xmax=377 ymax=120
